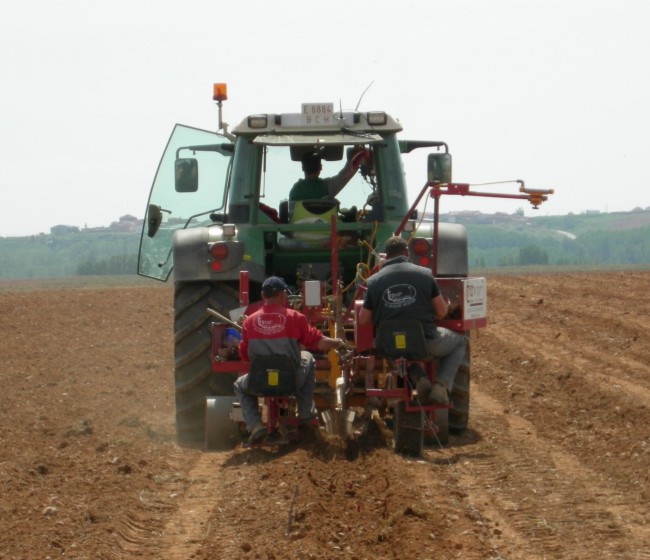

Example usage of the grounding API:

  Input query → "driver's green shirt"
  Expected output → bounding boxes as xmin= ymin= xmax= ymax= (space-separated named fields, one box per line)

xmin=289 ymin=177 xmax=330 ymax=201
xmin=289 ymin=163 xmax=353 ymax=201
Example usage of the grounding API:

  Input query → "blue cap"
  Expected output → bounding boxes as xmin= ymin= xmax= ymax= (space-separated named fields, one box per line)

xmin=261 ymin=276 xmax=288 ymax=296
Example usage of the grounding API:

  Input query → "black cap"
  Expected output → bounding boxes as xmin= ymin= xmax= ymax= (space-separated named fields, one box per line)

xmin=261 ymin=276 xmax=289 ymax=296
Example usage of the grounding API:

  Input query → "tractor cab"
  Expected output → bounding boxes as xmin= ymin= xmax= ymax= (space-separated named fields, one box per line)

xmin=137 ymin=99 xmax=452 ymax=297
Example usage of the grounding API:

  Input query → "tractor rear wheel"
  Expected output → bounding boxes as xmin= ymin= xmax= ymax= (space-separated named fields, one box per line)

xmin=449 ymin=336 xmax=470 ymax=434
xmin=392 ymin=401 xmax=423 ymax=457
xmin=174 ymin=281 xmax=240 ymax=446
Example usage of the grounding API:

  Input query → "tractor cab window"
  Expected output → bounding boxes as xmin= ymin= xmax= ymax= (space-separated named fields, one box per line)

xmin=258 ymin=145 xmax=377 ymax=223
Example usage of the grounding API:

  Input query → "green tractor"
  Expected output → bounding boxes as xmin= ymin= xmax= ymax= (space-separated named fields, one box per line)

xmin=138 ymin=84 xmax=552 ymax=452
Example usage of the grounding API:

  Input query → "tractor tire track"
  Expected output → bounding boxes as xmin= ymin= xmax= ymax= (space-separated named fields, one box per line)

xmin=447 ymin=383 xmax=650 ymax=559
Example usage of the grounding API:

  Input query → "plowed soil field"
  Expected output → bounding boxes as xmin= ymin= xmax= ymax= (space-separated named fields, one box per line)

xmin=1 ymin=271 xmax=649 ymax=559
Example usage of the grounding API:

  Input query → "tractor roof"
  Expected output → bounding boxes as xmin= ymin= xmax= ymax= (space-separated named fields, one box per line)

xmin=232 ymin=109 xmax=402 ymax=146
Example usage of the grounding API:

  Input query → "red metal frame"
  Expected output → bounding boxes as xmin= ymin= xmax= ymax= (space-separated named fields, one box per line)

xmin=395 ymin=181 xmax=552 ymax=276
xmin=364 ymin=359 xmax=445 ymax=413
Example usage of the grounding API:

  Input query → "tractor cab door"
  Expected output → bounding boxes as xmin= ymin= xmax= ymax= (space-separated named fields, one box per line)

xmin=137 ymin=124 xmax=233 ymax=281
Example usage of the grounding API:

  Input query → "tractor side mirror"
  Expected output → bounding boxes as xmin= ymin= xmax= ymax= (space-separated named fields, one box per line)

xmin=175 ymin=158 xmax=199 ymax=192
xmin=147 ymin=204 xmax=163 ymax=238
xmin=427 ymin=152 xmax=452 ymax=184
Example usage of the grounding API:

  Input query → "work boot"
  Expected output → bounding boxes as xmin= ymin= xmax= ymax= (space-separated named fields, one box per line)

xmin=430 ymin=382 xmax=450 ymax=406
xmin=248 ymin=423 xmax=267 ymax=443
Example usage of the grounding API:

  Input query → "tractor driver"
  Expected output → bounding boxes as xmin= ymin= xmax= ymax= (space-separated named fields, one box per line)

xmin=357 ymin=236 xmax=467 ymax=406
xmin=289 ymin=148 xmax=369 ymax=203
xmin=233 ymin=276 xmax=347 ymax=443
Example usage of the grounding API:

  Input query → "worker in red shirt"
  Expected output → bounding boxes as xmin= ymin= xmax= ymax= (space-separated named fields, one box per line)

xmin=234 ymin=276 xmax=347 ymax=443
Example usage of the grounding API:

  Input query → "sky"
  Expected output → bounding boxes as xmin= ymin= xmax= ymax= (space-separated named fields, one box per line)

xmin=1 ymin=0 xmax=649 ymax=237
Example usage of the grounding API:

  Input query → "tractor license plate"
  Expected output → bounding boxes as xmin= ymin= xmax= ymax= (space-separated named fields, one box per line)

xmin=464 ymin=277 xmax=487 ymax=320
xmin=301 ymin=103 xmax=334 ymax=125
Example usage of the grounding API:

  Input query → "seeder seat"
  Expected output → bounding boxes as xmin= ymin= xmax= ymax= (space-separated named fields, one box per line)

xmin=246 ymin=355 xmax=297 ymax=397
xmin=375 ymin=319 xmax=430 ymax=361
xmin=244 ymin=355 xmax=303 ymax=444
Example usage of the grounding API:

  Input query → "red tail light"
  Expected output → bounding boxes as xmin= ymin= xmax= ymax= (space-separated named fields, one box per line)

xmin=210 ymin=243 xmax=229 ymax=260
xmin=410 ymin=238 xmax=430 ymax=256
xmin=411 ymin=238 xmax=431 ymax=268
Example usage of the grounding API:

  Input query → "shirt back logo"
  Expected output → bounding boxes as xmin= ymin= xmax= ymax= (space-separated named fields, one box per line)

xmin=382 ymin=284 xmax=417 ymax=308
xmin=252 ymin=313 xmax=286 ymax=335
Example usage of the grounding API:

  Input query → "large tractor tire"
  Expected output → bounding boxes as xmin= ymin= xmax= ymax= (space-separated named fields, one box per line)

xmin=449 ymin=335 xmax=470 ymax=434
xmin=392 ymin=401 xmax=424 ymax=457
xmin=174 ymin=281 xmax=240 ymax=446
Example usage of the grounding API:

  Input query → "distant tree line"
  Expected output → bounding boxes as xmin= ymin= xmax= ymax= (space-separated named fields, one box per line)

xmin=0 ymin=231 xmax=140 ymax=279
xmin=76 ymin=254 xmax=138 ymax=275
xmin=466 ymin=223 xmax=650 ymax=268
xmin=1 ymin=215 xmax=650 ymax=280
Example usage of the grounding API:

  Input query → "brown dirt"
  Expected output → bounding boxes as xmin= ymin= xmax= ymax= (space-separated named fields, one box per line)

xmin=1 ymin=271 xmax=650 ymax=559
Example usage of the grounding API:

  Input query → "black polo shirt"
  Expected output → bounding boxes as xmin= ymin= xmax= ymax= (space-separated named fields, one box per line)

xmin=362 ymin=256 xmax=440 ymax=338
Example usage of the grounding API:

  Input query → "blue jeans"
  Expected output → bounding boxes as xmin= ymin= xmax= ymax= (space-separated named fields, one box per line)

xmin=425 ymin=327 xmax=467 ymax=392
xmin=233 ymin=351 xmax=317 ymax=432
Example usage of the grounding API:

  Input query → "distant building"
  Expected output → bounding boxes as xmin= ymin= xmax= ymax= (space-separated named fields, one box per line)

xmin=110 ymin=215 xmax=141 ymax=232
xmin=81 ymin=215 xmax=143 ymax=233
